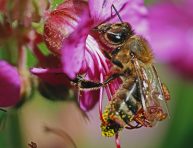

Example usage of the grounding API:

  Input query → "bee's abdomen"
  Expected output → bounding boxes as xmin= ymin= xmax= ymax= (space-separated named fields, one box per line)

xmin=125 ymin=97 xmax=138 ymax=114
xmin=110 ymin=77 xmax=142 ymax=123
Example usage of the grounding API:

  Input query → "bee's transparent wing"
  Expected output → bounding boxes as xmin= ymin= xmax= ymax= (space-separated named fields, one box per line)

xmin=133 ymin=58 xmax=169 ymax=124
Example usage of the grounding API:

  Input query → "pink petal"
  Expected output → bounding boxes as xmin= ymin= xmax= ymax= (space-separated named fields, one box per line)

xmin=62 ymin=37 xmax=86 ymax=79
xmin=88 ymin=0 xmax=128 ymax=23
xmin=88 ymin=0 xmax=148 ymax=38
xmin=79 ymin=90 xmax=100 ymax=111
xmin=181 ymin=0 xmax=193 ymax=17
xmin=85 ymin=35 xmax=108 ymax=80
xmin=78 ymin=36 xmax=107 ymax=111
xmin=61 ymin=10 xmax=93 ymax=79
xmin=88 ymin=0 xmax=104 ymax=21
xmin=0 ymin=61 xmax=21 ymax=107
xmin=44 ymin=0 xmax=87 ymax=55
xmin=31 ymin=68 xmax=71 ymax=86
xmin=109 ymin=0 xmax=149 ymax=38
xmin=78 ymin=35 xmax=122 ymax=111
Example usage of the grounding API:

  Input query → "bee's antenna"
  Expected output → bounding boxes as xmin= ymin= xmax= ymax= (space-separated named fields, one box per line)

xmin=112 ymin=5 xmax=123 ymax=23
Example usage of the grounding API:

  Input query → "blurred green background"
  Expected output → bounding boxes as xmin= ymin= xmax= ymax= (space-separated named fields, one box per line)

xmin=0 ymin=0 xmax=193 ymax=148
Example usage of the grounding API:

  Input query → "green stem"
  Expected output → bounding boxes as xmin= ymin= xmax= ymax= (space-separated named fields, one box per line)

xmin=18 ymin=44 xmax=27 ymax=71
xmin=7 ymin=110 xmax=24 ymax=148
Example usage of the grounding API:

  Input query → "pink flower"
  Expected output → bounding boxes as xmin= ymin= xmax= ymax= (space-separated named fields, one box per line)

xmin=60 ymin=0 xmax=149 ymax=112
xmin=149 ymin=0 xmax=193 ymax=79
xmin=31 ymin=0 xmax=88 ymax=101
xmin=30 ymin=33 xmax=73 ymax=101
xmin=33 ymin=0 xmax=148 ymax=111
xmin=0 ymin=60 xmax=21 ymax=107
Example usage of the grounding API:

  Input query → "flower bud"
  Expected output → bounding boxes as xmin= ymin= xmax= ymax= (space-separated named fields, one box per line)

xmin=0 ymin=61 xmax=21 ymax=107
xmin=43 ymin=0 xmax=87 ymax=55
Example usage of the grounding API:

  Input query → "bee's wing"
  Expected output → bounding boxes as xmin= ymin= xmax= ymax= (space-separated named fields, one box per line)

xmin=132 ymin=58 xmax=169 ymax=120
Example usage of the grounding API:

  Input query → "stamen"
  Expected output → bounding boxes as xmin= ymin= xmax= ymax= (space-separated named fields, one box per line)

xmin=105 ymin=85 xmax=112 ymax=101
xmin=115 ymin=133 xmax=121 ymax=148
xmin=99 ymin=73 xmax=105 ymax=123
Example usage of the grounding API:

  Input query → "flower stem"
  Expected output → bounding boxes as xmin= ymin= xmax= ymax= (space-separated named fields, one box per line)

xmin=18 ymin=44 xmax=27 ymax=71
xmin=17 ymin=43 xmax=31 ymax=100
xmin=7 ymin=110 xmax=24 ymax=148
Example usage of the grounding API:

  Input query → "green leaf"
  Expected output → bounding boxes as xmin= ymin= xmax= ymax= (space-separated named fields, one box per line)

xmin=144 ymin=0 xmax=156 ymax=5
xmin=6 ymin=110 xmax=25 ymax=148
xmin=26 ymin=47 xmax=37 ymax=67
xmin=0 ymin=13 xmax=3 ymax=24
xmin=0 ymin=110 xmax=7 ymax=131
xmin=50 ymin=0 xmax=64 ymax=10
xmin=37 ymin=42 xmax=50 ymax=56
xmin=0 ymin=43 xmax=18 ymax=65
xmin=32 ymin=22 xmax=44 ymax=35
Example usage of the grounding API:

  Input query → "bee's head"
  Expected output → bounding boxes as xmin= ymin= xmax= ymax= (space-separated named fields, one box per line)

xmin=93 ymin=23 xmax=134 ymax=49
xmin=101 ymin=120 xmax=122 ymax=137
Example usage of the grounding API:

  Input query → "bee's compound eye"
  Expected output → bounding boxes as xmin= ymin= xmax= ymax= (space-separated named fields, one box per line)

xmin=106 ymin=31 xmax=127 ymax=44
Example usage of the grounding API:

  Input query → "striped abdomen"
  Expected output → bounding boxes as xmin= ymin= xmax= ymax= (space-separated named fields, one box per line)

xmin=101 ymin=76 xmax=142 ymax=137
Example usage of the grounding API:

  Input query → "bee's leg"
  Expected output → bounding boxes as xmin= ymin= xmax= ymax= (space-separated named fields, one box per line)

xmin=103 ymin=73 xmax=123 ymax=85
xmin=112 ymin=60 xmax=124 ymax=68
xmin=102 ymin=47 xmax=123 ymax=68
xmin=110 ymin=114 xmax=142 ymax=130
xmin=125 ymin=122 xmax=142 ymax=129
xmin=102 ymin=50 xmax=112 ymax=60
xmin=72 ymin=72 xmax=123 ymax=90
xmin=71 ymin=76 xmax=103 ymax=90
xmin=161 ymin=83 xmax=170 ymax=101
xmin=133 ymin=109 xmax=153 ymax=127
xmin=111 ymin=47 xmax=121 ymax=56
xmin=109 ymin=114 xmax=127 ymax=127
xmin=102 ymin=47 xmax=121 ymax=59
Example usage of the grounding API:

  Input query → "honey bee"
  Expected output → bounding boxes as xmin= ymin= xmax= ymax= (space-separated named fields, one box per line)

xmin=72 ymin=8 xmax=170 ymax=138
xmin=94 ymin=22 xmax=170 ymax=137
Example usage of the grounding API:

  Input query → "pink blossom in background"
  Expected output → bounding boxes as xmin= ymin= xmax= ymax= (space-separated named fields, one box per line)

xmin=0 ymin=60 xmax=21 ymax=107
xmin=149 ymin=0 xmax=193 ymax=79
